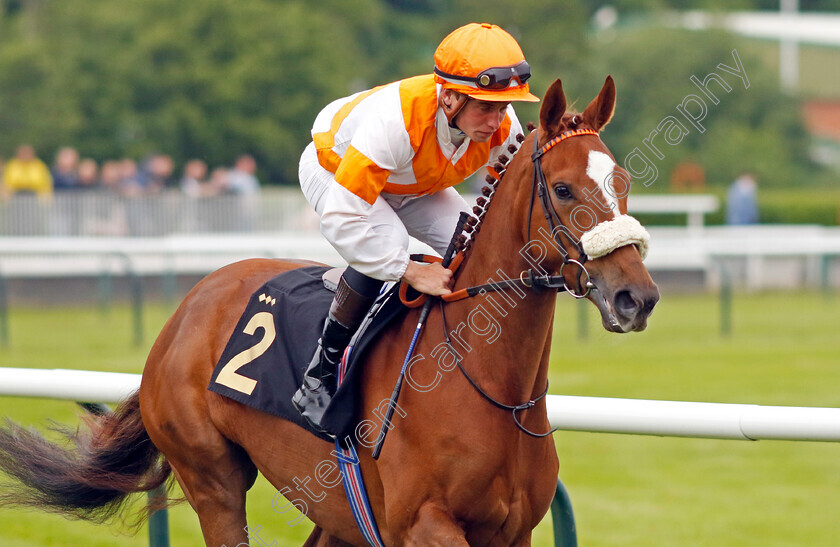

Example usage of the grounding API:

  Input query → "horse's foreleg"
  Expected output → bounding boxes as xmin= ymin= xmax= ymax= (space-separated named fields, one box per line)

xmin=401 ymin=503 xmax=469 ymax=546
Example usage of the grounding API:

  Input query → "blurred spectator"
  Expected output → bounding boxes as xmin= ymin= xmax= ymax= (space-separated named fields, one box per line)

xmin=118 ymin=158 xmax=143 ymax=196
xmin=50 ymin=148 xmax=81 ymax=235
xmin=201 ymin=167 xmax=231 ymax=231
xmin=226 ymin=154 xmax=260 ymax=195
xmin=178 ymin=159 xmax=210 ymax=232
xmin=126 ymin=154 xmax=174 ymax=236
xmin=100 ymin=161 xmax=123 ymax=193
xmin=208 ymin=166 xmax=230 ymax=194
xmin=2 ymin=144 xmax=53 ymax=199
xmin=85 ymin=160 xmax=128 ymax=236
xmin=135 ymin=153 xmax=174 ymax=195
xmin=180 ymin=159 xmax=215 ymax=197
xmin=726 ymin=172 xmax=759 ymax=225
xmin=77 ymin=158 xmax=100 ymax=191
xmin=151 ymin=154 xmax=175 ymax=188
xmin=51 ymin=147 xmax=80 ymax=191
xmin=217 ymin=155 xmax=260 ymax=231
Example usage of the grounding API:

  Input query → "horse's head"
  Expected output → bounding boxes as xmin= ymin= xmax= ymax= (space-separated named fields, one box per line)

xmin=522 ymin=76 xmax=659 ymax=332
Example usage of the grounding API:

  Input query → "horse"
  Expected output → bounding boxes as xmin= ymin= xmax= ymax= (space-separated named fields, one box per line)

xmin=0 ymin=76 xmax=658 ymax=546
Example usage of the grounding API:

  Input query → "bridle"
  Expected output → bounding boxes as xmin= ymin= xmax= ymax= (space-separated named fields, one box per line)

xmin=401 ymin=127 xmax=605 ymax=307
xmin=527 ymin=127 xmax=601 ymax=299
xmin=436 ymin=127 xmax=605 ymax=439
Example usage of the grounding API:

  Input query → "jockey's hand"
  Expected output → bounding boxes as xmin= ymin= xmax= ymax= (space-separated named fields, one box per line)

xmin=403 ymin=261 xmax=453 ymax=296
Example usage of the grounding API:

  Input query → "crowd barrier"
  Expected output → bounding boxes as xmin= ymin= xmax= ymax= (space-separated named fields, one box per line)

xmin=0 ymin=190 xmax=318 ymax=237
xmin=0 ymin=190 xmax=718 ymax=237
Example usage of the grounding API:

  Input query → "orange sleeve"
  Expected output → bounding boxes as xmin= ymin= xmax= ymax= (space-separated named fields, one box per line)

xmin=334 ymin=145 xmax=390 ymax=205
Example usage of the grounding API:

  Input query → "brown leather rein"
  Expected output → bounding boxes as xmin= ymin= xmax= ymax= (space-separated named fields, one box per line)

xmin=394 ymin=128 xmax=603 ymax=438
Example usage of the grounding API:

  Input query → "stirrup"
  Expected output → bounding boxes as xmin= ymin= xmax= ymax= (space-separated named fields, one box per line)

xmin=292 ymin=341 xmax=341 ymax=434
xmin=292 ymin=379 xmax=336 ymax=436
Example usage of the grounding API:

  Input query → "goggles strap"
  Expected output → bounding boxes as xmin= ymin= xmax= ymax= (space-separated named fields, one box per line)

xmin=434 ymin=62 xmax=530 ymax=90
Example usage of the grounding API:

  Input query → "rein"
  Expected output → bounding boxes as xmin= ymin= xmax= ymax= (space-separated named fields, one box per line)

xmin=400 ymin=253 xmax=575 ymax=307
xmin=396 ymin=128 xmax=603 ymax=439
xmin=439 ymin=299 xmax=557 ymax=438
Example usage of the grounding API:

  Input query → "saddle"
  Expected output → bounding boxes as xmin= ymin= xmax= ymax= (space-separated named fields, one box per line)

xmin=208 ymin=265 xmax=407 ymax=442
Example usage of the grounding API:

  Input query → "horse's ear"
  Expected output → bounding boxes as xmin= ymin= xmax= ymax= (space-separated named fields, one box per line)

xmin=582 ymin=75 xmax=616 ymax=131
xmin=539 ymin=78 xmax=567 ymax=138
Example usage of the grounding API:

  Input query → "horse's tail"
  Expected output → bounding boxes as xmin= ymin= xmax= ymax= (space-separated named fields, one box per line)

xmin=0 ymin=391 xmax=171 ymax=526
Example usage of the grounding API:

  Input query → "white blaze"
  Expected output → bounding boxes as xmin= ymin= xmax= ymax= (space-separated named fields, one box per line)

xmin=586 ymin=150 xmax=618 ymax=218
xmin=581 ymin=152 xmax=650 ymax=260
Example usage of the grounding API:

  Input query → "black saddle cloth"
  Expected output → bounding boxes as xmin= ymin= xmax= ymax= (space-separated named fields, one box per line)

xmin=208 ymin=266 xmax=407 ymax=442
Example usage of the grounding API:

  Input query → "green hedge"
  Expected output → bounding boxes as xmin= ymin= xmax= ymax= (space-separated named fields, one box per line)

xmin=754 ymin=190 xmax=840 ymax=226
xmin=633 ymin=188 xmax=840 ymax=227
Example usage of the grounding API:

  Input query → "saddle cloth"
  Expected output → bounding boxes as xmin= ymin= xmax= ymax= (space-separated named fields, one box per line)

xmin=207 ymin=265 xmax=407 ymax=442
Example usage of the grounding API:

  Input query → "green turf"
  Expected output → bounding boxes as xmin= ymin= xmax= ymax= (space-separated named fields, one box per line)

xmin=0 ymin=290 xmax=838 ymax=545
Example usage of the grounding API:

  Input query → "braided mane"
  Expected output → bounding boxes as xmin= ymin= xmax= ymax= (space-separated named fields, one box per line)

xmin=455 ymin=133 xmax=520 ymax=256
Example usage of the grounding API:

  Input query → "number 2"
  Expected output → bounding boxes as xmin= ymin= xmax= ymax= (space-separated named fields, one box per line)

xmin=215 ymin=311 xmax=275 ymax=395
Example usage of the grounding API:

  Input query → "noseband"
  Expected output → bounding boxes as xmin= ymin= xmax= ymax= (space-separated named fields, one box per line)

xmin=527 ymin=127 xmax=601 ymax=298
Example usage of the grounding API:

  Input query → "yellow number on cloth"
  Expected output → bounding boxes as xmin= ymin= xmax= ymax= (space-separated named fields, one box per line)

xmin=215 ymin=311 xmax=275 ymax=395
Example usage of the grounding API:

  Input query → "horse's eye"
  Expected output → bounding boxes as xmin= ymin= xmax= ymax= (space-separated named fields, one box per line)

xmin=553 ymin=184 xmax=573 ymax=200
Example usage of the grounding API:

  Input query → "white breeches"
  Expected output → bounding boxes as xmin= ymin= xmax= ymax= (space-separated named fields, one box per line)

xmin=299 ymin=142 xmax=469 ymax=280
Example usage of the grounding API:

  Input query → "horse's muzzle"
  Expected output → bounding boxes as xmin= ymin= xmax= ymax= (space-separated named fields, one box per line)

xmin=588 ymin=279 xmax=659 ymax=333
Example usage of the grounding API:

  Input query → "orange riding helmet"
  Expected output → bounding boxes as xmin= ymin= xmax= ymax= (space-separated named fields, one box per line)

xmin=434 ymin=23 xmax=540 ymax=106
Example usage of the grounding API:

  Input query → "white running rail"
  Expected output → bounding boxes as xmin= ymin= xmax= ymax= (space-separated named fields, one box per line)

xmin=0 ymin=368 xmax=838 ymax=442
xmin=545 ymin=394 xmax=840 ymax=443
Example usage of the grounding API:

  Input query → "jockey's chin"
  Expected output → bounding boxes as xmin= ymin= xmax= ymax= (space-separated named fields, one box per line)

xmin=467 ymin=129 xmax=496 ymax=142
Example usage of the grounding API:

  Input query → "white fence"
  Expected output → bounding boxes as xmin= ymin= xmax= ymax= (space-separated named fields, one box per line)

xmin=7 ymin=188 xmax=834 ymax=251
xmin=1 ymin=368 xmax=839 ymax=442
xmin=647 ymin=224 xmax=840 ymax=289
xmin=0 ymin=190 xmax=716 ymax=237
xmin=627 ymin=194 xmax=719 ymax=229
xmin=0 ymin=367 xmax=139 ymax=403
xmin=0 ymin=190 xmax=318 ymax=237
xmin=546 ymin=395 xmax=840 ymax=442
xmin=0 ymin=191 xmax=838 ymax=291
xmin=1 ymin=227 xmax=838 ymax=291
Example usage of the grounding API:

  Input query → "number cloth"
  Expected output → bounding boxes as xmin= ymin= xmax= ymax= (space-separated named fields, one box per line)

xmin=208 ymin=266 xmax=407 ymax=441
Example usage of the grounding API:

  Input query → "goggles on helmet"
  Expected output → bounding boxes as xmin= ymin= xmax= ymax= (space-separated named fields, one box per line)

xmin=434 ymin=60 xmax=531 ymax=90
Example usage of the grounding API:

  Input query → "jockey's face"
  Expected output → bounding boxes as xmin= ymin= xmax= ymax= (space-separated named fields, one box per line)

xmin=454 ymin=99 xmax=510 ymax=143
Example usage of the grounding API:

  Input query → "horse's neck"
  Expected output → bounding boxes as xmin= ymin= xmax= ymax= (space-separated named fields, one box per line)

xmin=446 ymin=167 xmax=557 ymax=402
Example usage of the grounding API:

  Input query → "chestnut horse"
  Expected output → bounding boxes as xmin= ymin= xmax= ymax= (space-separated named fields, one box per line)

xmin=0 ymin=77 xmax=658 ymax=545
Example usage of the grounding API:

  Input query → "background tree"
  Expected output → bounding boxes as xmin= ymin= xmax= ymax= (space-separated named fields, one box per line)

xmin=0 ymin=0 xmax=823 ymax=190
xmin=583 ymin=28 xmax=812 ymax=189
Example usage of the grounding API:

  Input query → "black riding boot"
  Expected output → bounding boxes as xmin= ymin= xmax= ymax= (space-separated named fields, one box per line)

xmin=292 ymin=270 xmax=382 ymax=435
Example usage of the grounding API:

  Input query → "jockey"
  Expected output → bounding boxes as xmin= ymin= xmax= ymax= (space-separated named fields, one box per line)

xmin=293 ymin=22 xmax=539 ymax=434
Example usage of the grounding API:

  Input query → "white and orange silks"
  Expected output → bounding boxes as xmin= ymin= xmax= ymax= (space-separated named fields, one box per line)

xmin=299 ymin=74 xmax=524 ymax=281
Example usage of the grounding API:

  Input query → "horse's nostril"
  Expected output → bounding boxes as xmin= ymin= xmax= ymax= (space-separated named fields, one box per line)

xmin=614 ymin=290 xmax=640 ymax=317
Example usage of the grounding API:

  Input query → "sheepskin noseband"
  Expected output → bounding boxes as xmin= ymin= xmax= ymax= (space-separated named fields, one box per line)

xmin=580 ymin=214 xmax=650 ymax=260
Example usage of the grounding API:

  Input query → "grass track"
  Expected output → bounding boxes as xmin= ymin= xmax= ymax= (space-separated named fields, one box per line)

xmin=0 ymin=289 xmax=838 ymax=545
